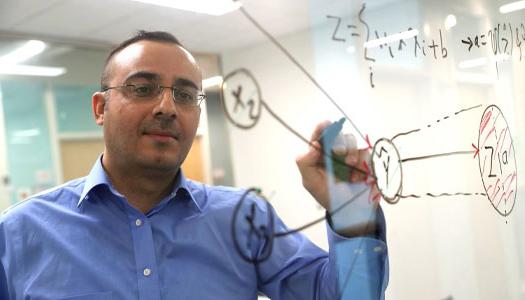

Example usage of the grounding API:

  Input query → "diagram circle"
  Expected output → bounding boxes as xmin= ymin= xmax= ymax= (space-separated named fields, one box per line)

xmin=231 ymin=188 xmax=274 ymax=264
xmin=220 ymin=68 xmax=263 ymax=129
xmin=478 ymin=105 xmax=517 ymax=216
xmin=371 ymin=138 xmax=403 ymax=204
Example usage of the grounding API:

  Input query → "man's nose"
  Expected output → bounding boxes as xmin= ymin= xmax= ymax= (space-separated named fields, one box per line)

xmin=153 ymin=88 xmax=177 ymax=118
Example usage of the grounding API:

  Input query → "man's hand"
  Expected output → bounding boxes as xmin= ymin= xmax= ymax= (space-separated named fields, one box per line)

xmin=296 ymin=121 xmax=375 ymax=210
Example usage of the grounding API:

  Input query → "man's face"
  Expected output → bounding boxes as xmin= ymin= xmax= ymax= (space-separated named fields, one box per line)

xmin=96 ymin=40 xmax=202 ymax=172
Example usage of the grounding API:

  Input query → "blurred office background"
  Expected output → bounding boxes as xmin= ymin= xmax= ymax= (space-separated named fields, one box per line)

xmin=0 ymin=0 xmax=524 ymax=299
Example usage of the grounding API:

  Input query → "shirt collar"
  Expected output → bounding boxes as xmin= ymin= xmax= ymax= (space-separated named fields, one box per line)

xmin=78 ymin=155 xmax=203 ymax=213
xmin=166 ymin=167 xmax=204 ymax=213
xmin=78 ymin=155 xmax=112 ymax=207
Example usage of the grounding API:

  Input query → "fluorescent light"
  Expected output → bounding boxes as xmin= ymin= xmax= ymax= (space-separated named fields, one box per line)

xmin=0 ymin=65 xmax=66 ymax=77
xmin=457 ymin=72 xmax=496 ymax=84
xmin=203 ymin=76 xmax=223 ymax=89
xmin=493 ymin=53 xmax=510 ymax=62
xmin=0 ymin=40 xmax=46 ymax=66
xmin=423 ymin=24 xmax=431 ymax=36
xmin=0 ymin=39 xmax=67 ymax=77
xmin=444 ymin=14 xmax=457 ymax=29
xmin=500 ymin=0 xmax=525 ymax=13
xmin=458 ymin=53 xmax=510 ymax=70
xmin=130 ymin=0 xmax=241 ymax=15
xmin=364 ymin=29 xmax=419 ymax=49
xmin=10 ymin=136 xmax=32 ymax=145
xmin=12 ymin=129 xmax=40 ymax=137
xmin=346 ymin=45 xmax=356 ymax=54
xmin=459 ymin=57 xmax=487 ymax=69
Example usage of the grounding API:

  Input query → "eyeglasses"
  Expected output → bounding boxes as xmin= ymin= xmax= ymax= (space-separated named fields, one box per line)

xmin=101 ymin=83 xmax=206 ymax=107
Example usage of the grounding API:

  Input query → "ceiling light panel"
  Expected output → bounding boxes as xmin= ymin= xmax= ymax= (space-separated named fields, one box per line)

xmin=130 ymin=0 xmax=242 ymax=16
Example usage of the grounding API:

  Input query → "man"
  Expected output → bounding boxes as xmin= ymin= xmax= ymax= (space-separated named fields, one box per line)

xmin=0 ymin=31 xmax=387 ymax=299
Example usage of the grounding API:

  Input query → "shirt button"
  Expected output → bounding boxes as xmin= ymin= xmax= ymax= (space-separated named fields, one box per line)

xmin=135 ymin=219 xmax=143 ymax=227
xmin=143 ymin=268 xmax=152 ymax=277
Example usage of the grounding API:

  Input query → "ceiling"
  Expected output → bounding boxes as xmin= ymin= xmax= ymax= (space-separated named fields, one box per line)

xmin=0 ymin=0 xmax=309 ymax=53
xmin=0 ymin=0 xmax=403 ymax=53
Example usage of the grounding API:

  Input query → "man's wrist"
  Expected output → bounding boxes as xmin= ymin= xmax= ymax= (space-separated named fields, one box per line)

xmin=326 ymin=211 xmax=380 ymax=239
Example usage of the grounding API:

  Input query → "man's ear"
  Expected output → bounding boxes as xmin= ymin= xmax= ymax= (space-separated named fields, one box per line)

xmin=92 ymin=92 xmax=106 ymax=126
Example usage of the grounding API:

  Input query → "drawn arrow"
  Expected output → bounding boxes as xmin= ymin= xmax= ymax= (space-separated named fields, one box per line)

xmin=362 ymin=160 xmax=371 ymax=178
xmin=462 ymin=37 xmax=474 ymax=51
xmin=372 ymin=192 xmax=381 ymax=202
xmin=363 ymin=160 xmax=381 ymax=203
xmin=472 ymin=143 xmax=479 ymax=158
xmin=365 ymin=134 xmax=372 ymax=150
xmin=367 ymin=190 xmax=381 ymax=203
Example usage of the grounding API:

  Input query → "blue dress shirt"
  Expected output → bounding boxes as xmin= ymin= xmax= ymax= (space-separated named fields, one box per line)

xmin=0 ymin=157 xmax=388 ymax=299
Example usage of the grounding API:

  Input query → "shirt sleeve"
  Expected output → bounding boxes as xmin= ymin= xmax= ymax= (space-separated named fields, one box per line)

xmin=0 ymin=260 xmax=8 ymax=300
xmin=326 ymin=220 xmax=389 ymax=300
xmin=241 ymin=193 xmax=389 ymax=300
xmin=0 ymin=219 xmax=10 ymax=300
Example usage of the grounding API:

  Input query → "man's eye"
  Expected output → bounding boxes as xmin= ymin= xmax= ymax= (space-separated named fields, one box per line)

xmin=179 ymin=90 xmax=193 ymax=100
xmin=174 ymin=89 xmax=196 ymax=103
xmin=133 ymin=85 xmax=154 ymax=97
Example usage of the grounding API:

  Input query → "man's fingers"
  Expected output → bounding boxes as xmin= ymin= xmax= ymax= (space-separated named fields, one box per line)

xmin=354 ymin=150 xmax=370 ymax=182
xmin=297 ymin=141 xmax=322 ymax=167
xmin=332 ymin=134 xmax=347 ymax=156
xmin=344 ymin=134 xmax=359 ymax=165
xmin=344 ymin=133 xmax=357 ymax=149
xmin=346 ymin=148 xmax=359 ymax=165
xmin=296 ymin=139 xmax=329 ymax=208
xmin=310 ymin=120 xmax=332 ymax=144
xmin=341 ymin=133 xmax=370 ymax=182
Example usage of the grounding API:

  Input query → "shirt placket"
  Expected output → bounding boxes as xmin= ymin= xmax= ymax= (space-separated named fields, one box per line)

xmin=127 ymin=208 xmax=162 ymax=300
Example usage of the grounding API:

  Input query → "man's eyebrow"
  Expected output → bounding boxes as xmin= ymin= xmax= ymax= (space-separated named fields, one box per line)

xmin=173 ymin=78 xmax=199 ymax=90
xmin=124 ymin=71 xmax=161 ymax=83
